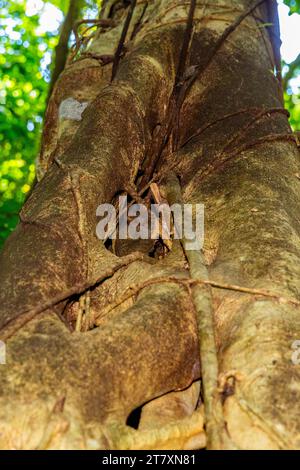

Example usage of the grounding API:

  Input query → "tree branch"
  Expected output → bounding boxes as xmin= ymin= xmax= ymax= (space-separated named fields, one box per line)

xmin=111 ymin=0 xmax=137 ymax=81
xmin=47 ymin=0 xmax=81 ymax=100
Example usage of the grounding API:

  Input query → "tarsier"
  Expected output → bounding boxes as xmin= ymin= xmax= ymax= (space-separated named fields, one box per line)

xmin=1 ymin=0 xmax=300 ymax=450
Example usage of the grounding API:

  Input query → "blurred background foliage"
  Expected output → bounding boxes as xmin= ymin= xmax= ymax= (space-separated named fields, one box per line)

xmin=283 ymin=0 xmax=300 ymax=129
xmin=0 ymin=0 xmax=299 ymax=249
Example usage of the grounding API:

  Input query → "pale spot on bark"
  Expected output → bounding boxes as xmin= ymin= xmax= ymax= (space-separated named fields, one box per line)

xmin=59 ymin=98 xmax=89 ymax=121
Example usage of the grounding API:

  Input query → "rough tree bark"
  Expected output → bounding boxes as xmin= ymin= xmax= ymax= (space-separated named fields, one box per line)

xmin=1 ymin=0 xmax=300 ymax=450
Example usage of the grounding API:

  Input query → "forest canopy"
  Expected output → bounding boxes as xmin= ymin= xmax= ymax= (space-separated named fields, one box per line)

xmin=0 ymin=0 xmax=299 ymax=248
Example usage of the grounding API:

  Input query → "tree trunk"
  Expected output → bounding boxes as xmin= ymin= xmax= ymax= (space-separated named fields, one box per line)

xmin=1 ymin=0 xmax=300 ymax=450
